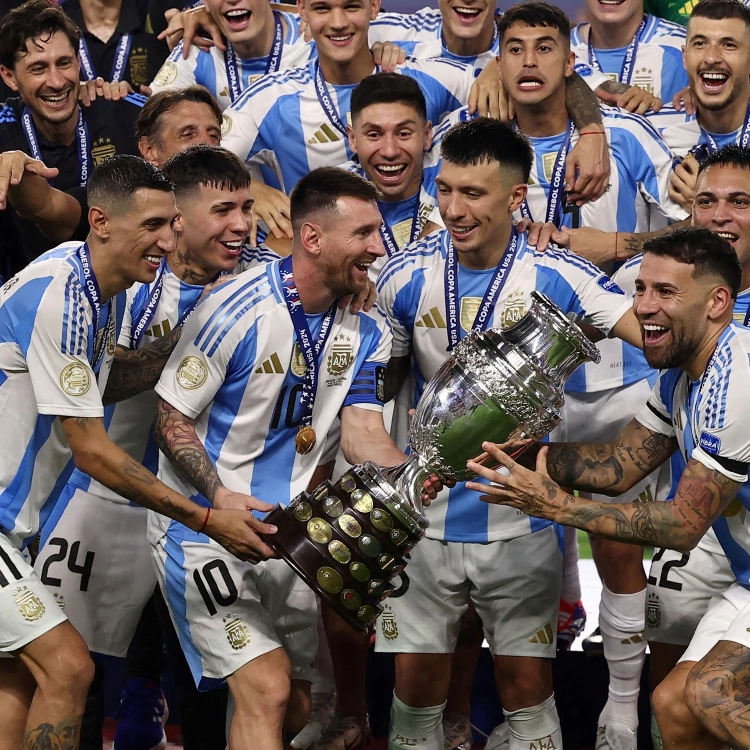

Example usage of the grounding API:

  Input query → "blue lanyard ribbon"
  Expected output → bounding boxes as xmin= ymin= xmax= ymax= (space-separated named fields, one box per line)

xmin=79 ymin=33 xmax=133 ymax=82
xmin=22 ymin=106 xmax=90 ymax=187
xmin=225 ymin=11 xmax=284 ymax=102
xmin=77 ymin=242 xmax=111 ymax=368
xmin=379 ymin=191 xmax=423 ymax=258
xmin=519 ymin=119 xmax=575 ymax=227
xmin=279 ymin=256 xmax=337 ymax=427
xmin=587 ymin=16 xmax=646 ymax=86
xmin=314 ymin=61 xmax=349 ymax=138
xmin=699 ymin=101 xmax=750 ymax=154
xmin=444 ymin=228 xmax=521 ymax=351
xmin=130 ymin=260 xmax=215 ymax=348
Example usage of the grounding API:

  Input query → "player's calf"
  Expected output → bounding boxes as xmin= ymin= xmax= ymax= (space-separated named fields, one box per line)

xmin=226 ymin=647 xmax=292 ymax=750
xmin=685 ymin=640 xmax=750 ymax=748
xmin=19 ymin=621 xmax=95 ymax=750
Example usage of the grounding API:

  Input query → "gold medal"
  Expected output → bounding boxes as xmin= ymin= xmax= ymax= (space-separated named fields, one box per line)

xmin=295 ymin=425 xmax=317 ymax=455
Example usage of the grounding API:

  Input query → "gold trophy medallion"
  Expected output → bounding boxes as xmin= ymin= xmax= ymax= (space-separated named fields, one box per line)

xmin=295 ymin=425 xmax=317 ymax=455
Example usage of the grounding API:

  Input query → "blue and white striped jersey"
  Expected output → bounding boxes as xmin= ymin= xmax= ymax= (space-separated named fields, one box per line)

xmin=368 ymin=8 xmax=498 ymax=73
xmin=647 ymin=104 xmax=748 ymax=157
xmin=221 ymin=57 xmax=478 ymax=193
xmin=431 ymin=105 xmax=684 ymax=392
xmin=150 ymin=12 xmax=313 ymax=111
xmin=377 ymin=228 xmax=631 ymax=542
xmin=339 ymin=158 xmax=443 ymax=278
xmin=151 ymin=260 xmax=392 ymax=539
xmin=65 ymin=247 xmax=279 ymax=506
xmin=0 ymin=242 xmax=125 ymax=549
xmin=636 ymin=324 xmax=750 ymax=588
xmin=571 ymin=15 xmax=688 ymax=102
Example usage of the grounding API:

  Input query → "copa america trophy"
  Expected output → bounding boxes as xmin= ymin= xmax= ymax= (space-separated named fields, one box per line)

xmin=265 ymin=292 xmax=601 ymax=633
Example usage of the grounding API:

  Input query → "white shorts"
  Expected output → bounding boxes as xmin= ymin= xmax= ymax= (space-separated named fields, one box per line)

xmin=151 ymin=520 xmax=318 ymax=690
xmin=681 ymin=582 xmax=750 ymax=664
xmin=374 ymin=525 xmax=562 ymax=658
xmin=0 ymin=533 xmax=66 ymax=653
xmin=646 ymin=536 xmax=735 ymax=646
xmin=554 ymin=379 xmax=670 ymax=504
xmin=33 ymin=486 xmax=156 ymax=657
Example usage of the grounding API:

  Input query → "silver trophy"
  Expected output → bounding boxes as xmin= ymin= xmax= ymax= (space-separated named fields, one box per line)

xmin=265 ymin=292 xmax=600 ymax=632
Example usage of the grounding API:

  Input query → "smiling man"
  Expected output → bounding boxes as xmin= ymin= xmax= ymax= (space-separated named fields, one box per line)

xmin=470 ymin=225 xmax=750 ymax=750
xmin=0 ymin=0 xmax=145 ymax=271
xmin=150 ymin=0 xmax=314 ymax=110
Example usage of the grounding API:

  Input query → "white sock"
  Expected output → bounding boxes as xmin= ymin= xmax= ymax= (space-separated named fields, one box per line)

xmin=504 ymin=695 xmax=563 ymax=750
xmin=560 ymin=526 xmax=581 ymax=602
xmin=598 ymin=584 xmax=647 ymax=729
xmin=389 ymin=694 xmax=445 ymax=750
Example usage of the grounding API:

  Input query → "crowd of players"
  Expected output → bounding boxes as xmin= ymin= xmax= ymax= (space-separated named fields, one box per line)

xmin=2 ymin=0 xmax=750 ymax=749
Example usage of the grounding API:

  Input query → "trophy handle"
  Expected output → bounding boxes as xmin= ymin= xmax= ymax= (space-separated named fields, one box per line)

xmin=379 ymin=453 xmax=435 ymax=513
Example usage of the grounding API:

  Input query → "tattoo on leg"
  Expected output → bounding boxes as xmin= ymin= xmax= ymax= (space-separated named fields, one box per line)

xmin=25 ymin=720 xmax=79 ymax=750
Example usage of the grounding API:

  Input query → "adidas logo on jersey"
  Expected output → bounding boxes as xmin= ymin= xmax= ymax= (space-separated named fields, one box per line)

xmin=255 ymin=353 xmax=285 ymax=374
xmin=528 ymin=623 xmax=554 ymax=645
xmin=415 ymin=307 xmax=447 ymax=329
xmin=308 ymin=124 xmax=341 ymax=144
xmin=143 ymin=319 xmax=172 ymax=339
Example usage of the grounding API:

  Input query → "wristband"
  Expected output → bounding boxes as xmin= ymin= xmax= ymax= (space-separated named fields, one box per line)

xmin=198 ymin=506 xmax=211 ymax=534
xmin=578 ymin=131 xmax=606 ymax=136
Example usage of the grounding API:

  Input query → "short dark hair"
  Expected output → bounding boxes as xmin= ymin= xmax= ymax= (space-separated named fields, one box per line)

xmin=351 ymin=73 xmax=427 ymax=123
xmin=135 ymin=86 xmax=223 ymax=145
xmin=0 ymin=0 xmax=81 ymax=70
xmin=440 ymin=118 xmax=534 ymax=183
xmin=698 ymin=144 xmax=750 ymax=176
xmin=161 ymin=145 xmax=251 ymax=199
xmin=689 ymin=0 xmax=750 ymax=30
xmin=87 ymin=154 xmax=174 ymax=215
xmin=498 ymin=1 xmax=571 ymax=42
xmin=290 ymin=167 xmax=379 ymax=230
xmin=643 ymin=227 xmax=742 ymax=299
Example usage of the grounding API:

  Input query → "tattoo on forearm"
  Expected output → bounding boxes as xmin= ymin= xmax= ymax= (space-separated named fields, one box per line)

xmin=25 ymin=720 xmax=79 ymax=750
xmin=565 ymin=72 xmax=604 ymax=129
xmin=557 ymin=460 xmax=739 ymax=550
xmin=597 ymin=79 xmax=631 ymax=96
xmin=154 ymin=399 xmax=222 ymax=501
xmin=103 ymin=328 xmax=182 ymax=405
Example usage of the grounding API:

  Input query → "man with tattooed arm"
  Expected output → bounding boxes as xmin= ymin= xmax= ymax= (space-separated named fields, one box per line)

xmin=468 ymin=225 xmax=750 ymax=750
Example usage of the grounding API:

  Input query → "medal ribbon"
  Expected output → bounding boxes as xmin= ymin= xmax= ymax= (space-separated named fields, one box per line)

xmin=444 ymin=228 xmax=521 ymax=351
xmin=314 ymin=61 xmax=349 ymax=138
xmin=79 ymin=33 xmax=133 ymax=82
xmin=22 ymin=106 xmax=90 ymax=187
xmin=518 ymin=119 xmax=575 ymax=227
xmin=700 ymin=101 xmax=750 ymax=153
xmin=77 ymin=242 xmax=111 ymax=369
xmin=279 ymin=256 xmax=337 ymax=428
xmin=225 ymin=11 xmax=284 ymax=102
xmin=379 ymin=190 xmax=423 ymax=258
xmin=587 ymin=16 xmax=646 ymax=86
xmin=130 ymin=259 xmax=217 ymax=348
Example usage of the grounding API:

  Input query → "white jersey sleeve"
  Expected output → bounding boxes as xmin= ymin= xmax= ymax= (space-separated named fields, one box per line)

xmin=635 ymin=369 xmax=679 ymax=438
xmin=149 ymin=42 xmax=201 ymax=96
xmin=117 ymin=283 xmax=140 ymax=349
xmin=22 ymin=272 xmax=104 ymax=418
xmin=532 ymin=246 xmax=633 ymax=334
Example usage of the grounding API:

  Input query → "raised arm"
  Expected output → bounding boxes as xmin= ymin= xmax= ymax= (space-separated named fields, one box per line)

xmin=468 ymin=442 xmax=737 ymax=553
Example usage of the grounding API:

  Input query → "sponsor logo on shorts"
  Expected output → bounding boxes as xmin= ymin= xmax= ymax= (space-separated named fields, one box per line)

xmin=223 ymin=613 xmax=250 ymax=650
xmin=381 ymin=604 xmax=398 ymax=640
xmin=60 ymin=362 xmax=91 ymax=396
xmin=176 ymin=356 xmax=208 ymax=390
xmin=13 ymin=586 xmax=46 ymax=621
xmin=646 ymin=592 xmax=660 ymax=629
xmin=528 ymin=622 xmax=554 ymax=645
xmin=699 ymin=431 xmax=721 ymax=455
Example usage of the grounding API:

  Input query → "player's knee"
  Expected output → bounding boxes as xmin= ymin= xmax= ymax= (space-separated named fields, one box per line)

xmin=233 ymin=661 xmax=292 ymax=718
xmin=652 ymin=672 xmax=691 ymax=732
xmin=495 ymin=658 xmax=552 ymax=709
xmin=39 ymin=642 xmax=95 ymax=699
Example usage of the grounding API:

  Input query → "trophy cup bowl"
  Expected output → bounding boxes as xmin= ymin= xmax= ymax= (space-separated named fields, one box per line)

xmin=265 ymin=292 xmax=600 ymax=633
